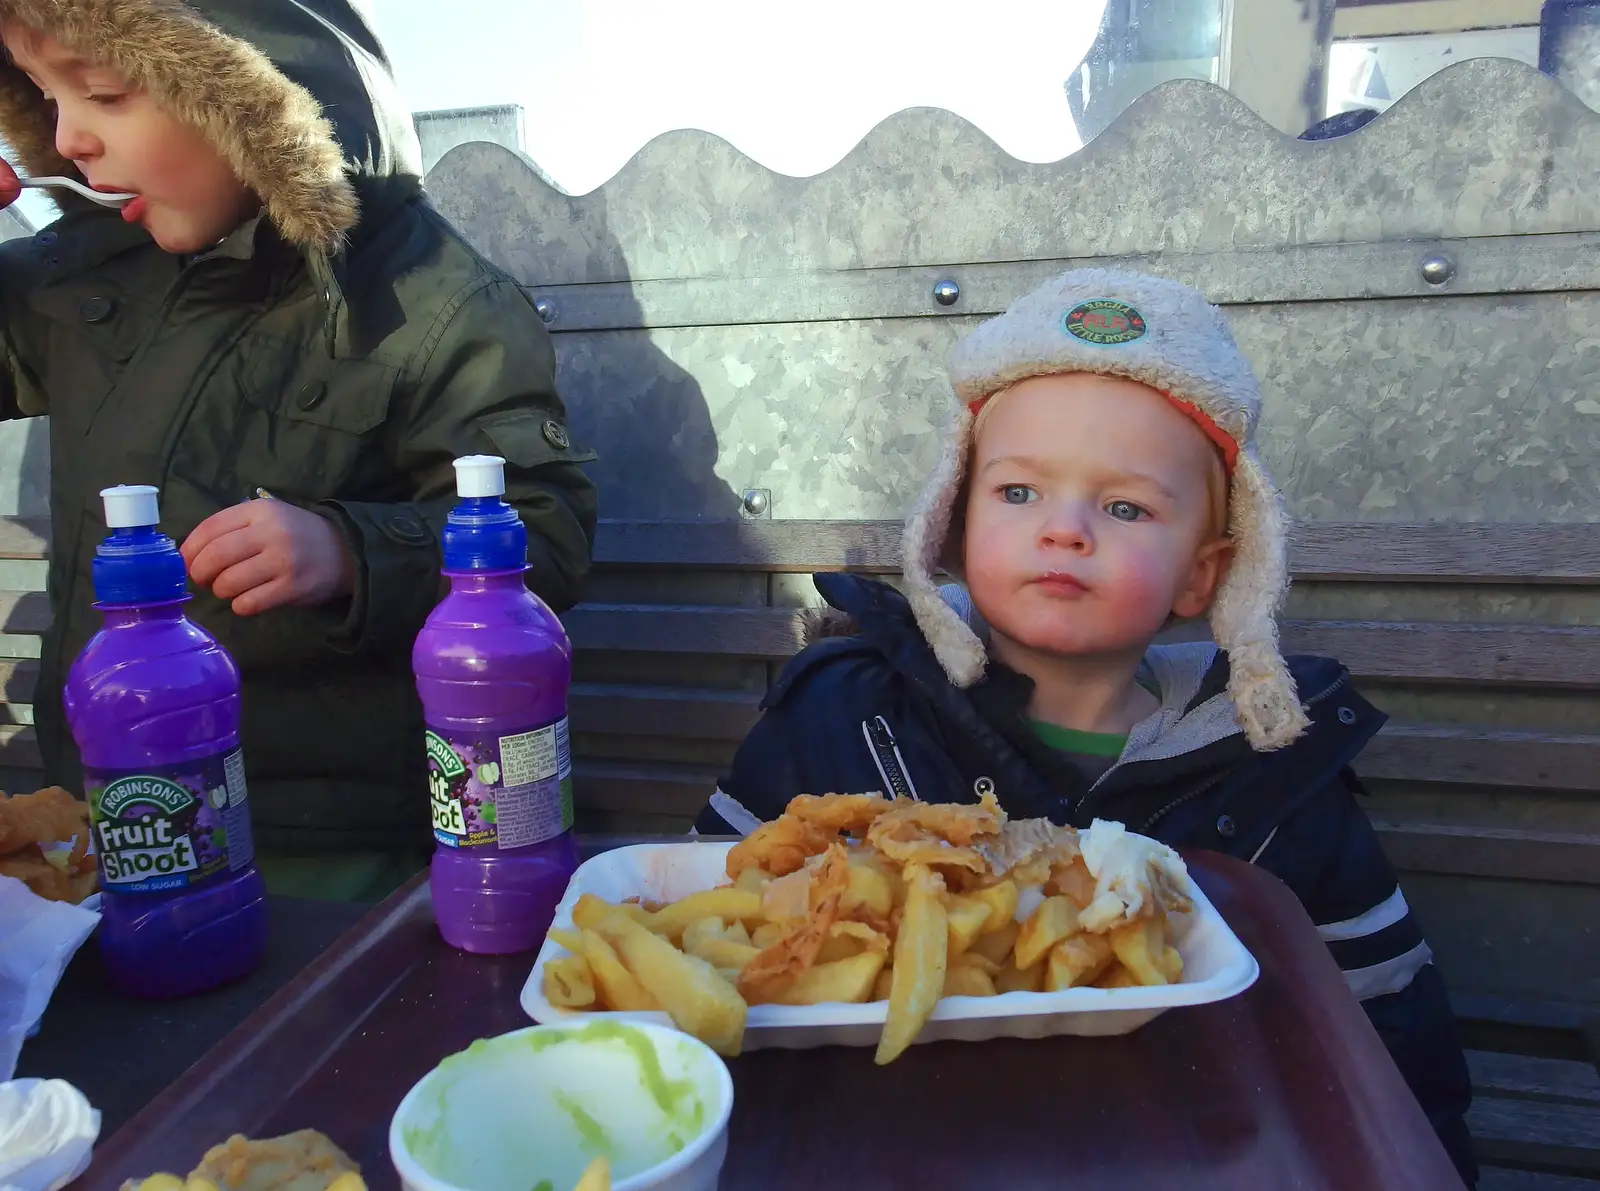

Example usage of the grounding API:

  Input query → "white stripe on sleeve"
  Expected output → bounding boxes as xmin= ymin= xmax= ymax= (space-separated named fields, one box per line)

xmin=1343 ymin=943 xmax=1433 ymax=1001
xmin=1317 ymin=886 xmax=1410 ymax=942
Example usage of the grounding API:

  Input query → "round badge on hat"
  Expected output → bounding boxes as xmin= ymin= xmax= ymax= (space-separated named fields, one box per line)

xmin=1062 ymin=299 xmax=1146 ymax=346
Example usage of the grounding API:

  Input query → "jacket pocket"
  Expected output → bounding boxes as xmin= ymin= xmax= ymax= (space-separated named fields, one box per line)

xmin=209 ymin=340 xmax=401 ymax=500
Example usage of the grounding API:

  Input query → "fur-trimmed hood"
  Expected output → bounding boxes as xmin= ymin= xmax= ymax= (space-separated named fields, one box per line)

xmin=901 ymin=268 xmax=1311 ymax=753
xmin=0 ymin=0 xmax=422 ymax=252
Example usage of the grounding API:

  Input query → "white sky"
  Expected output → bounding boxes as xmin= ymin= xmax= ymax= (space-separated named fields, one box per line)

xmin=366 ymin=0 xmax=1109 ymax=194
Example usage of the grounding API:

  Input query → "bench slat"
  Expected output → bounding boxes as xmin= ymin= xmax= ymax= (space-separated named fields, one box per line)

xmin=1468 ymin=1097 xmax=1600 ymax=1176
xmin=569 ymin=684 xmax=763 ymax=741
xmin=1468 ymin=1051 xmax=1600 ymax=1107
xmin=572 ymin=760 xmax=719 ymax=817
xmin=1477 ymin=1169 xmax=1600 ymax=1191
xmin=1375 ymin=822 xmax=1600 ymax=886
xmin=560 ymin=687 xmax=1600 ymax=791
xmin=0 ymin=517 xmax=48 ymax=561
xmin=0 ymin=590 xmax=50 ymax=635
xmin=6 ymin=516 xmax=1600 ymax=582
xmin=591 ymin=520 xmax=1600 ymax=583
xmin=562 ymin=605 xmax=1600 ymax=686
xmin=1361 ymin=726 xmax=1600 ymax=792
xmin=0 ymin=723 xmax=40 ymax=769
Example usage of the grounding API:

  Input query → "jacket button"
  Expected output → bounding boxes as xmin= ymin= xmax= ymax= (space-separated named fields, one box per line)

xmin=541 ymin=419 xmax=569 ymax=450
xmin=296 ymin=381 xmax=327 ymax=411
xmin=385 ymin=511 xmax=427 ymax=543
xmin=1215 ymin=815 xmax=1237 ymax=839
xmin=80 ymin=296 xmax=115 ymax=323
xmin=34 ymin=230 xmax=56 ymax=246
xmin=1337 ymin=706 xmax=1357 ymax=725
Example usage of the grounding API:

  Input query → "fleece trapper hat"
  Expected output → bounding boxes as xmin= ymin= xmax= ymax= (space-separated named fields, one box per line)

xmin=903 ymin=268 xmax=1310 ymax=751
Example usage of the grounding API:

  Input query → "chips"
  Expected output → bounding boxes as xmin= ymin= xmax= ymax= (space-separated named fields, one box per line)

xmin=541 ymin=796 xmax=1193 ymax=1063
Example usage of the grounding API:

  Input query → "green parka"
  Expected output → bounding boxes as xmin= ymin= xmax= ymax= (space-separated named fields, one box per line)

xmin=0 ymin=0 xmax=597 ymax=852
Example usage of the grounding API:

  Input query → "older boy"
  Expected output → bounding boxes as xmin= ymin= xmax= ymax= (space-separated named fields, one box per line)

xmin=697 ymin=269 xmax=1476 ymax=1184
xmin=0 ymin=1 xmax=596 ymax=899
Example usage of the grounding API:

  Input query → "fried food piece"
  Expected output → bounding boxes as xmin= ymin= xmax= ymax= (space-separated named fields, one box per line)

xmin=785 ymin=792 xmax=902 ymax=836
xmin=943 ymin=964 xmax=997 ymax=998
xmin=995 ymin=958 xmax=1045 ymax=994
xmin=543 ymin=953 xmax=597 ymax=1008
xmin=866 ymin=816 xmax=986 ymax=875
xmin=1094 ymin=963 xmax=1141 ymax=990
xmin=591 ymin=910 xmax=747 ymax=1056
xmin=753 ymin=950 xmax=886 ymax=1006
xmin=875 ymin=864 xmax=948 ymax=1065
xmin=943 ymin=895 xmax=995 ymax=961
xmin=973 ymin=817 xmax=1079 ymax=886
xmin=726 ymin=815 xmax=833 ymax=879
xmin=1045 ymin=932 xmax=1116 ymax=991
xmin=1110 ymin=916 xmax=1171 ymax=987
xmin=550 ymin=928 xmax=660 ymax=1012
xmin=1014 ymin=896 xmax=1083 ymax=970
xmin=184 ymin=1130 xmax=361 ymax=1191
xmin=572 ymin=1156 xmax=610 ymax=1191
xmin=737 ymin=843 xmax=850 ymax=1002
xmin=0 ymin=843 xmax=88 ymax=904
xmin=816 ymin=919 xmax=891 ymax=964
xmin=968 ymin=878 xmax=1019 ymax=931
xmin=1046 ymin=854 xmax=1097 ymax=909
xmin=968 ymin=919 xmax=1021 ymax=967
xmin=0 ymin=787 xmax=89 ymax=854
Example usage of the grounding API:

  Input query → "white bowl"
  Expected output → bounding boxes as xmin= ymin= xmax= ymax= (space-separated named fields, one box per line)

xmin=389 ymin=1021 xmax=732 ymax=1191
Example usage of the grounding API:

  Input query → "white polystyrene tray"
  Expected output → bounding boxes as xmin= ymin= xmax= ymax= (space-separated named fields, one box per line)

xmin=521 ymin=842 xmax=1259 ymax=1050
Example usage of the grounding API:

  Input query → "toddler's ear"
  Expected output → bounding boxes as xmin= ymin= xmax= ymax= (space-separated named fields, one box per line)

xmin=1172 ymin=537 xmax=1234 ymax=621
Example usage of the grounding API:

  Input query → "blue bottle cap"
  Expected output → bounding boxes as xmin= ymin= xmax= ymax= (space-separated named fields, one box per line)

xmin=441 ymin=456 xmax=527 ymax=572
xmin=92 ymin=485 xmax=187 ymax=605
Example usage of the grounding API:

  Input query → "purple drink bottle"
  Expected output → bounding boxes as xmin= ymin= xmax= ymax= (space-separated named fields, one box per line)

xmin=415 ymin=455 xmax=578 ymax=955
xmin=63 ymin=485 xmax=268 ymax=998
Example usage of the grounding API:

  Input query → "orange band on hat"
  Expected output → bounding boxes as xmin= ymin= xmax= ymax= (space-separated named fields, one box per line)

xmin=968 ymin=389 xmax=1239 ymax=476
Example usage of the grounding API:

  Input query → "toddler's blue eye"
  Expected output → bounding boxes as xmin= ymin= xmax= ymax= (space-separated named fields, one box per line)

xmin=1106 ymin=500 xmax=1146 ymax=522
xmin=1001 ymin=486 xmax=1035 ymax=505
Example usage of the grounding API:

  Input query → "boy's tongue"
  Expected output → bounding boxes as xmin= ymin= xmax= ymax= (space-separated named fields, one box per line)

xmin=120 ymin=196 xmax=148 ymax=223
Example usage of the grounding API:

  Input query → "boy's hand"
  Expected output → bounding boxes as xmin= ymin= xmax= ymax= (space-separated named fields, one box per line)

xmin=182 ymin=501 xmax=356 ymax=616
xmin=0 ymin=160 xmax=18 ymax=210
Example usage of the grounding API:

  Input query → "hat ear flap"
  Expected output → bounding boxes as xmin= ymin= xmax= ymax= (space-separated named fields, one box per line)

xmin=903 ymin=406 xmax=988 ymax=687
xmin=1211 ymin=447 xmax=1308 ymax=749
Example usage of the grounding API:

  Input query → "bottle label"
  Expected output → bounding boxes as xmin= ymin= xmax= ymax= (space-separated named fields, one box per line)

xmin=85 ymin=749 xmax=255 ymax=894
xmin=426 ymin=717 xmax=574 ymax=849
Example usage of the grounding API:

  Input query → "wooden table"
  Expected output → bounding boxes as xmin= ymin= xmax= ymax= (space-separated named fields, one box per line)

xmin=74 ymin=849 xmax=1465 ymax=1191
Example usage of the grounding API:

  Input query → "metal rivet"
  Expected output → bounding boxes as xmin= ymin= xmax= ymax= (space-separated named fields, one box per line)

xmin=296 ymin=380 xmax=327 ymax=411
xmin=534 ymin=297 xmax=556 ymax=324
xmin=1216 ymin=815 xmax=1237 ymax=839
xmin=933 ymin=279 xmax=960 ymax=307
xmin=80 ymin=296 xmax=114 ymax=324
xmin=1338 ymin=706 xmax=1358 ymax=725
xmin=1421 ymin=254 xmax=1455 ymax=286
xmin=974 ymin=776 xmax=995 ymax=798
xmin=741 ymin=489 xmax=770 ymax=517
xmin=541 ymin=419 xmax=569 ymax=450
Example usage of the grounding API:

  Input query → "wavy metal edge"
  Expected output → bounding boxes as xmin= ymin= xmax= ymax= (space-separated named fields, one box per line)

xmin=428 ymin=57 xmax=1600 ymax=285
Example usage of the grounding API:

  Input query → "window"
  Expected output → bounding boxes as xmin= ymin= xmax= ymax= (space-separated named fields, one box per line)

xmin=1325 ymin=26 xmax=1541 ymax=120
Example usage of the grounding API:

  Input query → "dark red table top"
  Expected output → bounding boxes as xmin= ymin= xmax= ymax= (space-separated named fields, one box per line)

xmin=76 ymin=846 xmax=1464 ymax=1191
